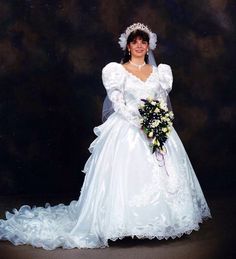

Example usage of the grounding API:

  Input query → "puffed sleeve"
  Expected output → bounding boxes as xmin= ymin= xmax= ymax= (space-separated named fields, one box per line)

xmin=157 ymin=64 xmax=173 ymax=93
xmin=102 ymin=62 xmax=141 ymax=128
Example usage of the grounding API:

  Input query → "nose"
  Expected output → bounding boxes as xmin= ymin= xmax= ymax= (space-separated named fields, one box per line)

xmin=136 ymin=40 xmax=143 ymax=48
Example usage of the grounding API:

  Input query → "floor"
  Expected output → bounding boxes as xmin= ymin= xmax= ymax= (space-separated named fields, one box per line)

xmin=0 ymin=190 xmax=235 ymax=259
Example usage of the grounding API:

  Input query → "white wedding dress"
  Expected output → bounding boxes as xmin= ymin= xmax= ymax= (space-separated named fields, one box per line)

xmin=0 ymin=62 xmax=212 ymax=250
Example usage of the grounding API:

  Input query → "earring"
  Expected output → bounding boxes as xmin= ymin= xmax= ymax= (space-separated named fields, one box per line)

xmin=128 ymin=49 xmax=131 ymax=56
xmin=147 ymin=50 xmax=149 ymax=56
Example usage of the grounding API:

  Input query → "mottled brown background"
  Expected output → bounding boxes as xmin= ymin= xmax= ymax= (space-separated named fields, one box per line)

xmin=0 ymin=0 xmax=235 ymax=195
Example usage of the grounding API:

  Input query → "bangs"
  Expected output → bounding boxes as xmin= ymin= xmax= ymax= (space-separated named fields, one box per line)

xmin=127 ymin=29 xmax=149 ymax=44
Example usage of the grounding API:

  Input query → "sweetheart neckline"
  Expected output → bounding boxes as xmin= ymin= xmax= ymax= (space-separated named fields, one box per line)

xmin=119 ymin=64 xmax=155 ymax=84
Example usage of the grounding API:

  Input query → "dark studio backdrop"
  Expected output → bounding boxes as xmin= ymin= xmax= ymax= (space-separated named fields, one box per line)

xmin=0 ymin=0 xmax=235 ymax=197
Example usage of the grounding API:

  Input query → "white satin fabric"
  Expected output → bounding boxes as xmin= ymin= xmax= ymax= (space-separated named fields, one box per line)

xmin=0 ymin=62 xmax=212 ymax=250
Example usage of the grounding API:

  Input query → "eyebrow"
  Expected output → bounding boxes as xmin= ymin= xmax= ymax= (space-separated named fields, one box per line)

xmin=132 ymin=39 xmax=148 ymax=43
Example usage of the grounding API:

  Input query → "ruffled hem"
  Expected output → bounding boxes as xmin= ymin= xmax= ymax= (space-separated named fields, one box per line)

xmin=106 ymin=215 xmax=212 ymax=245
xmin=0 ymin=214 xmax=212 ymax=250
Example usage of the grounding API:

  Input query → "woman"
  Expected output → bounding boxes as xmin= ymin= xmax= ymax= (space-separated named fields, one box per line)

xmin=0 ymin=22 xmax=212 ymax=250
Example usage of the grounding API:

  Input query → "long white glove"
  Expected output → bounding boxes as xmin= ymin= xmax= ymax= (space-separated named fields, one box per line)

xmin=102 ymin=62 xmax=141 ymax=128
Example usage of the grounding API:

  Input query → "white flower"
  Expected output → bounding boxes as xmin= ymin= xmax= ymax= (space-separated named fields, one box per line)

xmin=149 ymin=32 xmax=157 ymax=50
xmin=139 ymin=103 xmax=145 ymax=109
xmin=118 ymin=33 xmax=127 ymax=51
xmin=169 ymin=111 xmax=174 ymax=118
xmin=147 ymin=96 xmax=153 ymax=102
xmin=161 ymin=116 xmax=167 ymax=121
xmin=151 ymin=120 xmax=160 ymax=127
xmin=159 ymin=100 xmax=168 ymax=110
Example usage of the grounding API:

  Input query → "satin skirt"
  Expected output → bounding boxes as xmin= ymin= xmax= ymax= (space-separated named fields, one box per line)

xmin=0 ymin=113 xmax=212 ymax=250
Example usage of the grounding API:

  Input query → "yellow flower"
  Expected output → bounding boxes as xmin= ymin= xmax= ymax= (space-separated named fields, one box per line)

xmin=153 ymin=138 xmax=160 ymax=146
xmin=148 ymin=132 xmax=154 ymax=138
xmin=162 ymin=127 xmax=168 ymax=132
xmin=160 ymin=146 xmax=166 ymax=154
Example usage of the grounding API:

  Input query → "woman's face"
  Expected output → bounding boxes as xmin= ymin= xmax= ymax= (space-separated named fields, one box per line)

xmin=128 ymin=36 xmax=149 ymax=59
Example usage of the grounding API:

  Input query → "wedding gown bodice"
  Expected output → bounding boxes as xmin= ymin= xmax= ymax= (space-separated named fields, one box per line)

xmin=102 ymin=62 xmax=173 ymax=126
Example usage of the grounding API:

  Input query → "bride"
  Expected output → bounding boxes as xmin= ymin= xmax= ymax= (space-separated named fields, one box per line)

xmin=0 ymin=22 xmax=212 ymax=250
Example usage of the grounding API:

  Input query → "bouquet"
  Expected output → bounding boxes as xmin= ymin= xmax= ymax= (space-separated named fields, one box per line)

xmin=138 ymin=97 xmax=174 ymax=154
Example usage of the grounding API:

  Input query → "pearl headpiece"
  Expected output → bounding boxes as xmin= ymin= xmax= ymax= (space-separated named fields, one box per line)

xmin=118 ymin=22 xmax=157 ymax=51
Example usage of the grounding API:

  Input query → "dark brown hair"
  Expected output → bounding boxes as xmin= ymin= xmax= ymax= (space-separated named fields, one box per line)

xmin=121 ymin=29 xmax=149 ymax=64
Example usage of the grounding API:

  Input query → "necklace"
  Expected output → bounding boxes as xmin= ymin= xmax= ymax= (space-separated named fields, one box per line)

xmin=129 ymin=60 xmax=146 ymax=70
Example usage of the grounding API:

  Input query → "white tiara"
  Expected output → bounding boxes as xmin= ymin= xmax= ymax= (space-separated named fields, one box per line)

xmin=118 ymin=22 xmax=157 ymax=51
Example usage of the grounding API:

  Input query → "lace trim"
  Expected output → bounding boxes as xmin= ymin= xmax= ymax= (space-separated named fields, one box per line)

xmin=106 ymin=215 xmax=212 ymax=244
